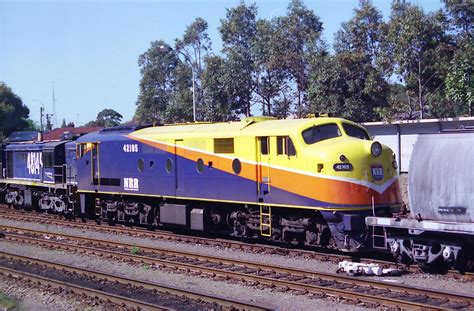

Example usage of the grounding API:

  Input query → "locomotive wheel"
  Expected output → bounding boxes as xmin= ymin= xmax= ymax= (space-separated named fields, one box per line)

xmin=418 ymin=261 xmax=449 ymax=274
xmin=453 ymin=248 xmax=474 ymax=273
xmin=394 ymin=252 xmax=413 ymax=266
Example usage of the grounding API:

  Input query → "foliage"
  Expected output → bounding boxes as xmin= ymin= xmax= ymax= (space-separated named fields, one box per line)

xmin=219 ymin=1 xmax=258 ymax=117
xmin=130 ymin=245 xmax=141 ymax=255
xmin=252 ymin=19 xmax=289 ymax=117
xmin=0 ymin=82 xmax=30 ymax=140
xmin=133 ymin=0 xmax=473 ymax=124
xmin=175 ymin=17 xmax=213 ymax=120
xmin=201 ymin=55 xmax=234 ymax=121
xmin=443 ymin=0 xmax=473 ymax=39
xmin=272 ymin=0 xmax=324 ymax=116
xmin=443 ymin=0 xmax=473 ymax=116
xmin=310 ymin=1 xmax=389 ymax=122
xmin=85 ymin=108 xmax=123 ymax=128
xmin=135 ymin=40 xmax=180 ymax=124
xmin=381 ymin=1 xmax=453 ymax=118
xmin=445 ymin=42 xmax=473 ymax=115
xmin=0 ymin=291 xmax=19 ymax=310
xmin=309 ymin=53 xmax=389 ymax=122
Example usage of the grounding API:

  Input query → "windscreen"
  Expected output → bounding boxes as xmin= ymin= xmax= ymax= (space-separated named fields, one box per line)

xmin=302 ymin=123 xmax=341 ymax=144
xmin=342 ymin=123 xmax=370 ymax=140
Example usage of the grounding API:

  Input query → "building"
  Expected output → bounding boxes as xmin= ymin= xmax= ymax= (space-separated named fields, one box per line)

xmin=364 ymin=117 xmax=474 ymax=173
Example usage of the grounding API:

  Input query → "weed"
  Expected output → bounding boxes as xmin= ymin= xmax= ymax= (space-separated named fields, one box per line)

xmin=130 ymin=245 xmax=140 ymax=255
xmin=0 ymin=291 xmax=19 ymax=310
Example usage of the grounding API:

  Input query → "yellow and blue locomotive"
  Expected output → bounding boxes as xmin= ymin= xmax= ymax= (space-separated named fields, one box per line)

xmin=74 ymin=117 xmax=402 ymax=251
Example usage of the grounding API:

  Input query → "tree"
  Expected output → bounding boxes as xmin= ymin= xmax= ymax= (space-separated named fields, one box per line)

xmin=252 ymin=19 xmax=289 ymax=116
xmin=272 ymin=0 xmax=324 ymax=116
xmin=0 ymin=82 xmax=30 ymax=140
xmin=96 ymin=109 xmax=123 ymax=127
xmin=310 ymin=0 xmax=389 ymax=122
xmin=443 ymin=0 xmax=473 ymax=40
xmin=219 ymin=1 xmax=258 ymax=116
xmin=61 ymin=118 xmax=67 ymax=128
xmin=163 ymin=63 xmax=194 ymax=123
xmin=443 ymin=0 xmax=473 ymax=115
xmin=85 ymin=109 xmax=123 ymax=128
xmin=309 ymin=53 xmax=389 ymax=122
xmin=381 ymin=1 xmax=453 ymax=118
xmin=175 ymin=18 xmax=212 ymax=120
xmin=135 ymin=40 xmax=181 ymax=124
xmin=201 ymin=55 xmax=234 ymax=121
xmin=334 ymin=0 xmax=384 ymax=64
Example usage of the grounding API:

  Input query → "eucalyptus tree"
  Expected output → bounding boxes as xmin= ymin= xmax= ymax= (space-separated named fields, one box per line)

xmin=175 ymin=17 xmax=213 ymax=120
xmin=219 ymin=1 xmax=258 ymax=117
xmin=272 ymin=0 xmax=324 ymax=117
xmin=443 ymin=0 xmax=473 ymax=115
xmin=200 ymin=55 xmax=234 ymax=121
xmin=252 ymin=19 xmax=288 ymax=116
xmin=135 ymin=40 xmax=180 ymax=124
xmin=310 ymin=0 xmax=389 ymax=122
xmin=382 ymin=0 xmax=453 ymax=118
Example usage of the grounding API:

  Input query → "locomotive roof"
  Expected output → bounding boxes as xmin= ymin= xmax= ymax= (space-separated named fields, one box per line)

xmin=75 ymin=130 xmax=133 ymax=143
xmin=132 ymin=117 xmax=358 ymax=139
xmin=5 ymin=140 xmax=68 ymax=151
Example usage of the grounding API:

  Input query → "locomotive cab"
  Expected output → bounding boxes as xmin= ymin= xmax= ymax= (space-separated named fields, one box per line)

xmin=295 ymin=119 xmax=402 ymax=250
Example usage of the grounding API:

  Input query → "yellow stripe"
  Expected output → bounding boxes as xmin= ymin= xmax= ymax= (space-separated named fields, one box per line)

xmin=77 ymin=189 xmax=376 ymax=211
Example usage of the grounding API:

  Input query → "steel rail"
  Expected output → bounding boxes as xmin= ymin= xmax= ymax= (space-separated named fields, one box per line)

xmin=0 ymin=252 xmax=267 ymax=311
xmin=2 ymin=225 xmax=473 ymax=310
xmin=0 ymin=265 xmax=171 ymax=311
xmin=1 ymin=207 xmax=473 ymax=282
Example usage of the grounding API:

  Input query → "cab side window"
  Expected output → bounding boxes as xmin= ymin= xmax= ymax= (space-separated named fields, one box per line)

xmin=277 ymin=136 xmax=296 ymax=157
xmin=302 ymin=123 xmax=341 ymax=144
xmin=259 ymin=137 xmax=269 ymax=155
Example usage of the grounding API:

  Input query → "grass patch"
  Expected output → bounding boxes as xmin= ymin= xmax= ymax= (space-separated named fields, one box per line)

xmin=130 ymin=245 xmax=141 ymax=255
xmin=0 ymin=291 xmax=20 ymax=310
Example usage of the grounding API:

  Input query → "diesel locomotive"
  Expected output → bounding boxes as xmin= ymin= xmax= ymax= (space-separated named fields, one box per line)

xmin=0 ymin=117 xmax=402 ymax=253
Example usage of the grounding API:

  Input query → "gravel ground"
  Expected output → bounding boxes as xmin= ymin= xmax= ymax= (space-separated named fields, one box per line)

xmin=1 ymin=217 xmax=473 ymax=306
xmin=0 ymin=240 xmax=368 ymax=311
xmin=0 ymin=274 xmax=102 ymax=311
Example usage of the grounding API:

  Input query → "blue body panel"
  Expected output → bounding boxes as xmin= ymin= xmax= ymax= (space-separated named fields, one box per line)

xmin=65 ymin=141 xmax=78 ymax=185
xmin=75 ymin=130 xmax=339 ymax=208
xmin=4 ymin=140 xmax=70 ymax=185
xmin=6 ymin=143 xmax=46 ymax=181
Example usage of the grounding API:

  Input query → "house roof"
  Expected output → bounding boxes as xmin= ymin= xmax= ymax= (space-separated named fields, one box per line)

xmin=43 ymin=126 xmax=101 ymax=141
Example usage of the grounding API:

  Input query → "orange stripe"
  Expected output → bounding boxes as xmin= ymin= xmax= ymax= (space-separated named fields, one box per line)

xmin=130 ymin=136 xmax=402 ymax=206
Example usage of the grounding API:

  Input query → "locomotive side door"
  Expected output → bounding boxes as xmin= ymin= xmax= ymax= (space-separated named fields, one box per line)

xmin=174 ymin=139 xmax=185 ymax=197
xmin=90 ymin=142 xmax=100 ymax=186
xmin=256 ymin=136 xmax=271 ymax=196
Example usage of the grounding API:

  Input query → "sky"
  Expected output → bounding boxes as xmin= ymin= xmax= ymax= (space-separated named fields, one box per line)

xmin=0 ymin=0 xmax=444 ymax=127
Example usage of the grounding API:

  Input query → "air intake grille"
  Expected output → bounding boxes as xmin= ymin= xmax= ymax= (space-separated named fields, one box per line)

xmin=214 ymin=138 xmax=234 ymax=153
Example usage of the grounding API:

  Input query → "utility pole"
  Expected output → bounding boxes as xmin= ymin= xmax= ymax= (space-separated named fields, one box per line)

xmin=45 ymin=113 xmax=53 ymax=131
xmin=40 ymin=106 xmax=44 ymax=132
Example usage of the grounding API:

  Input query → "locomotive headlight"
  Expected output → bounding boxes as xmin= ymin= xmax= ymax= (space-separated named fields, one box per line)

xmin=370 ymin=142 xmax=382 ymax=157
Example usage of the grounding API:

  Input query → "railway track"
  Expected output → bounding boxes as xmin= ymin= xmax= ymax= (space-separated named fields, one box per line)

xmin=1 ymin=206 xmax=473 ymax=281
xmin=1 ymin=224 xmax=473 ymax=310
xmin=0 ymin=252 xmax=266 ymax=311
